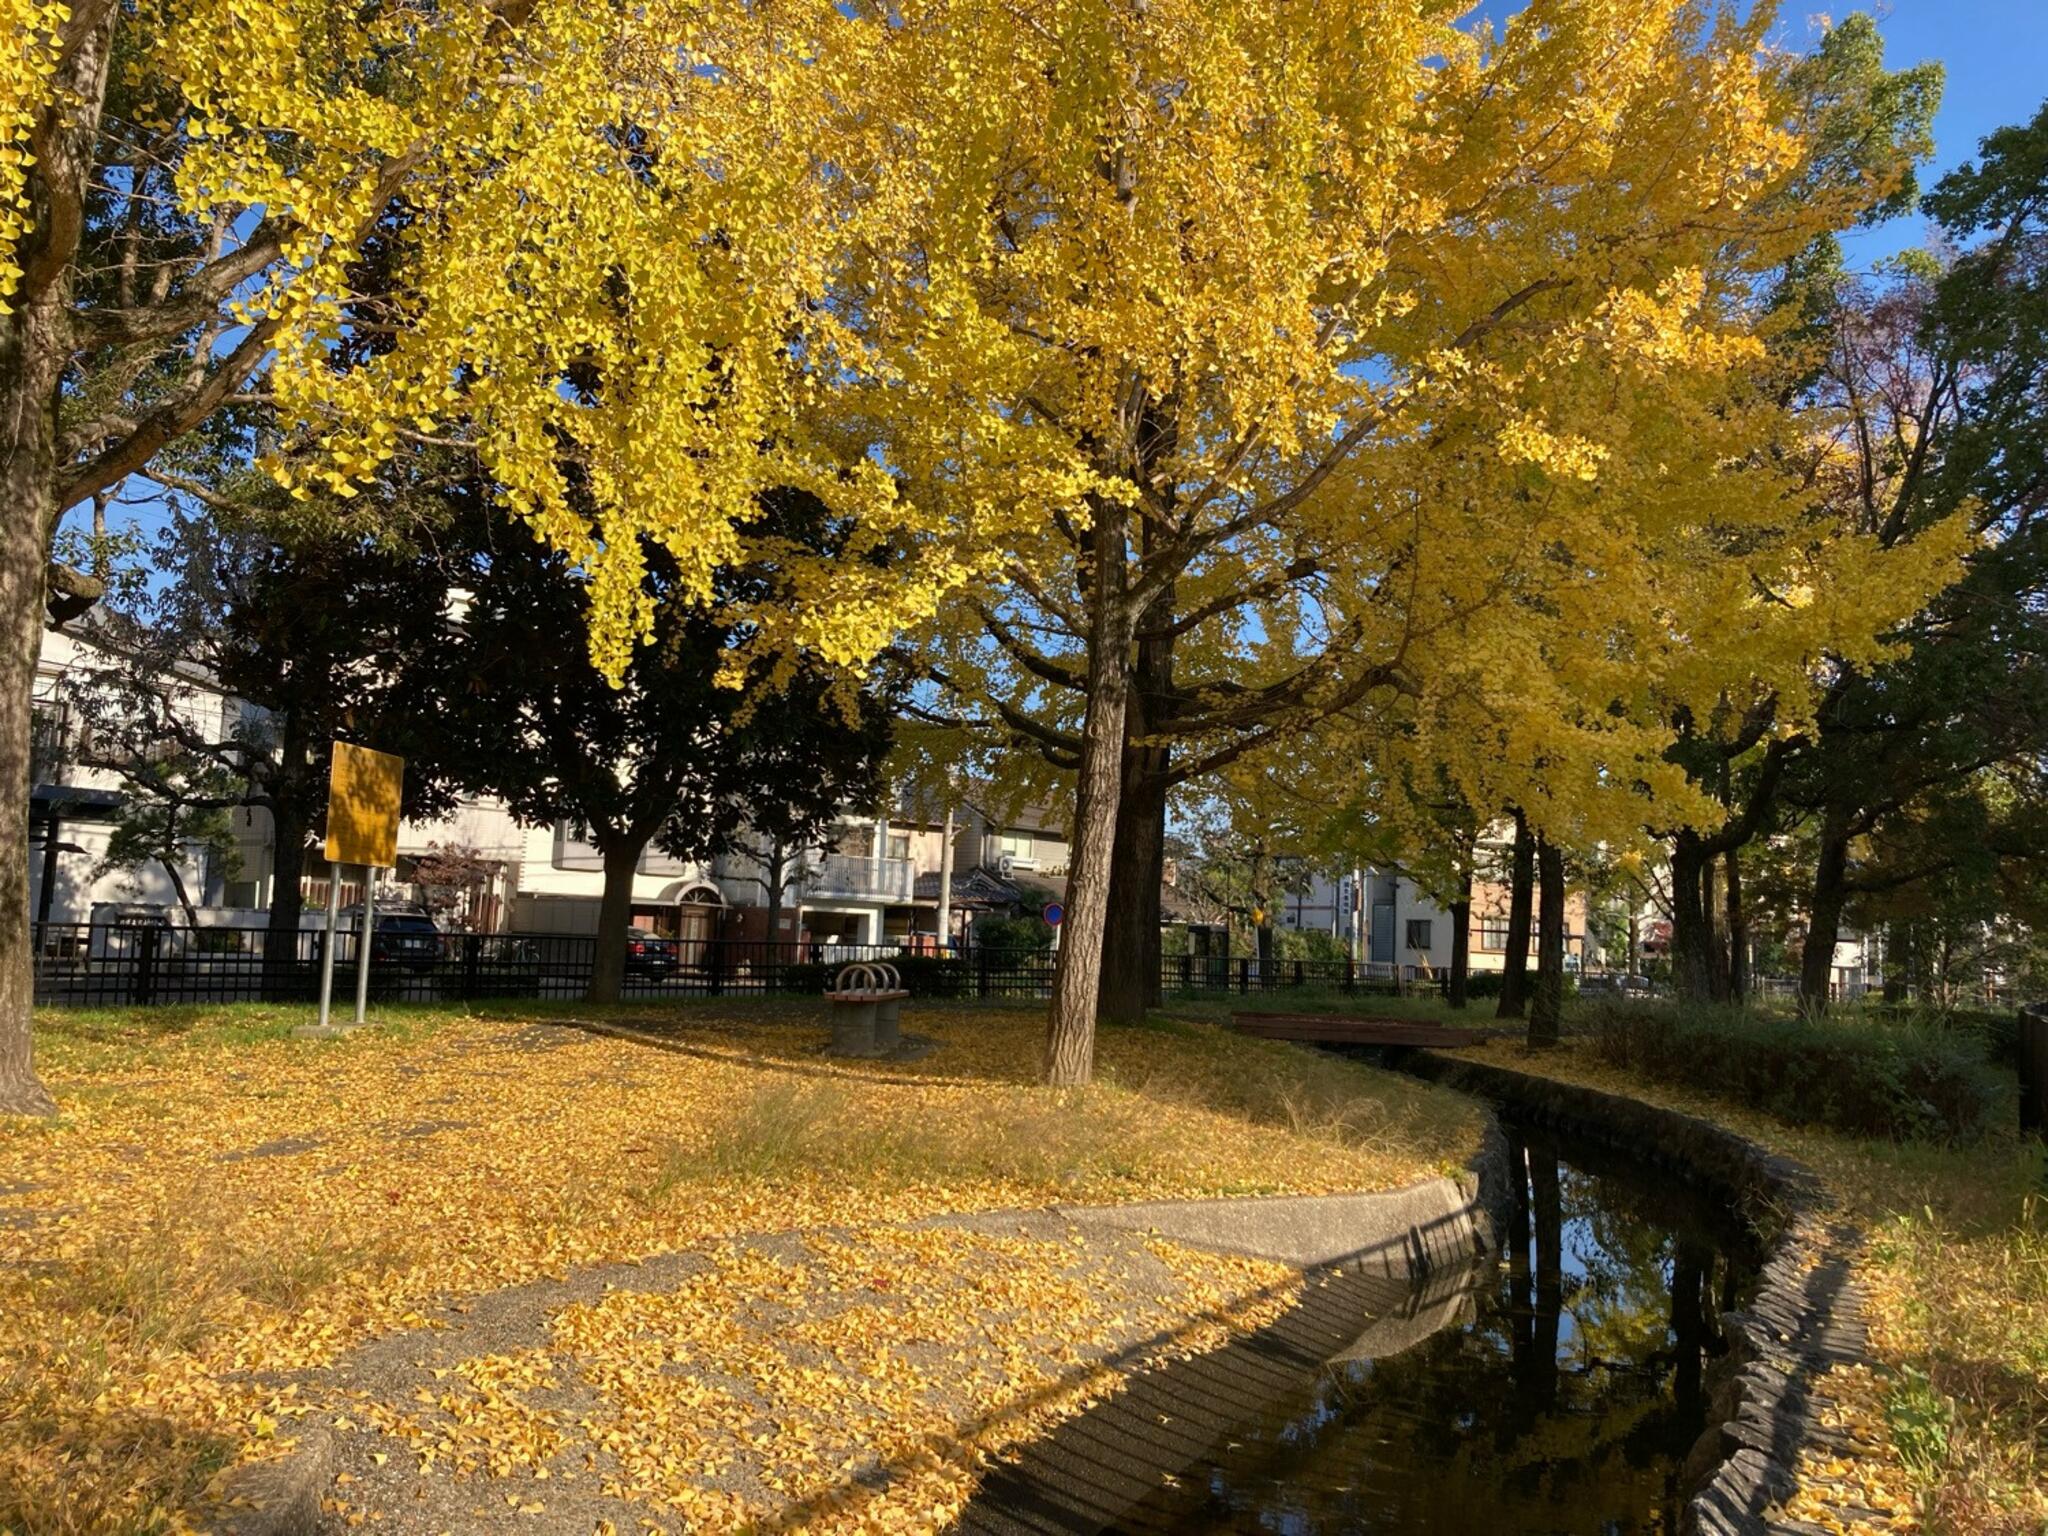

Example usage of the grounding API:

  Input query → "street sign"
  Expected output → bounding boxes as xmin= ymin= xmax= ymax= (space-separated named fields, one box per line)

xmin=324 ymin=742 xmax=404 ymax=869
xmin=1042 ymin=902 xmax=1065 ymax=927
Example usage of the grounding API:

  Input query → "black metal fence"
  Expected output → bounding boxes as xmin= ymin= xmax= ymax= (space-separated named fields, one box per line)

xmin=30 ymin=921 xmax=1442 ymax=1009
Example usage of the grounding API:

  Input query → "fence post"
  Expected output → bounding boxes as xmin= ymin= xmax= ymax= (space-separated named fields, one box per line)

xmin=1343 ymin=957 xmax=1355 ymax=995
xmin=977 ymin=945 xmax=992 ymax=1000
xmin=461 ymin=933 xmax=482 ymax=1001
xmin=707 ymin=940 xmax=725 ymax=997
xmin=1180 ymin=953 xmax=1191 ymax=990
xmin=2020 ymin=1004 xmax=2048 ymax=1137
xmin=1237 ymin=957 xmax=1249 ymax=995
xmin=1292 ymin=959 xmax=1304 ymax=989
xmin=133 ymin=926 xmax=159 ymax=1007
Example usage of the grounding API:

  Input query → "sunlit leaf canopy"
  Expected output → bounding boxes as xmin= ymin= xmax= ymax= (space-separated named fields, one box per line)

xmin=1 ymin=0 xmax=1964 ymax=778
xmin=826 ymin=0 xmax=1965 ymax=847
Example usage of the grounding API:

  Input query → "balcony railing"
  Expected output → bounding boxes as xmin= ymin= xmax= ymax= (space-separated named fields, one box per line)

xmin=805 ymin=854 xmax=915 ymax=902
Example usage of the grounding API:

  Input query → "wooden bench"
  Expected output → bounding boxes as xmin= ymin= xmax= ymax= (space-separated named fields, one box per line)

xmin=1230 ymin=1012 xmax=1484 ymax=1048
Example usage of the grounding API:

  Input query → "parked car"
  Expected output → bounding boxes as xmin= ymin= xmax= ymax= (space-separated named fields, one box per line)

xmin=360 ymin=909 xmax=444 ymax=973
xmin=624 ymin=933 xmax=680 ymax=980
xmin=1578 ymin=971 xmax=1657 ymax=998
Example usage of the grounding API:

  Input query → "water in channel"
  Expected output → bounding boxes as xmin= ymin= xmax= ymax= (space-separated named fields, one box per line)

xmin=962 ymin=1123 xmax=1758 ymax=1536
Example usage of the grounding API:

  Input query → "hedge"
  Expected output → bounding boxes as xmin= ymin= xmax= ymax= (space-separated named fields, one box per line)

xmin=1584 ymin=999 xmax=2012 ymax=1144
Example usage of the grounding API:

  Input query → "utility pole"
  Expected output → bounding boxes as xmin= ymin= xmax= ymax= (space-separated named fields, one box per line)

xmin=936 ymin=807 xmax=955 ymax=949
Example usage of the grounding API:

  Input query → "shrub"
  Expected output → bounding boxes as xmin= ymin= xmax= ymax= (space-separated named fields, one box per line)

xmin=971 ymin=914 xmax=1053 ymax=956
xmin=1927 ymin=1008 xmax=2022 ymax=1068
xmin=1585 ymin=998 xmax=2012 ymax=1144
xmin=1463 ymin=970 xmax=1505 ymax=999
xmin=770 ymin=960 xmax=832 ymax=994
xmin=882 ymin=953 xmax=973 ymax=997
xmin=1453 ymin=970 xmax=1578 ymax=1001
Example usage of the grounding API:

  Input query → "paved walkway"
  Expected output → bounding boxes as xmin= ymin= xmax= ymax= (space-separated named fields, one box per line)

xmin=229 ymin=1209 xmax=1306 ymax=1536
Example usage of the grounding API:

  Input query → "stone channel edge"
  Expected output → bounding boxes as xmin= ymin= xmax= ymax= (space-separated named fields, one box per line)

xmin=1402 ymin=1047 xmax=1893 ymax=1536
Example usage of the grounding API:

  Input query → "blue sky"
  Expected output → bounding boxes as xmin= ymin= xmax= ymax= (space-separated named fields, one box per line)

xmin=1822 ymin=1 xmax=2048 ymax=268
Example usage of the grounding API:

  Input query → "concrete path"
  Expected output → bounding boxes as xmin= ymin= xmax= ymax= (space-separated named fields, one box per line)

xmin=218 ymin=1164 xmax=1498 ymax=1536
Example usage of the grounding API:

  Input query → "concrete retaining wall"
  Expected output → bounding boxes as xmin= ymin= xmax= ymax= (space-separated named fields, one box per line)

xmin=1057 ymin=1117 xmax=1509 ymax=1280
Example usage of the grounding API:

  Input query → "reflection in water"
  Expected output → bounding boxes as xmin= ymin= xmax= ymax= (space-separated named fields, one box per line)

xmin=1106 ymin=1126 xmax=1756 ymax=1534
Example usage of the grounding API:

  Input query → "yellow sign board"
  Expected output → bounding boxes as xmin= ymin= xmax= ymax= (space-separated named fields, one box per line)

xmin=324 ymin=742 xmax=404 ymax=869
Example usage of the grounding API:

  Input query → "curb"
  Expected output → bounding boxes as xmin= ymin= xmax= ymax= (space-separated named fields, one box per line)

xmin=1402 ymin=1050 xmax=1893 ymax=1536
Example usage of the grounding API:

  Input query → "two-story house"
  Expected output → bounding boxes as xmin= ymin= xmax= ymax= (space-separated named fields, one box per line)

xmin=1279 ymin=862 xmax=1600 ymax=976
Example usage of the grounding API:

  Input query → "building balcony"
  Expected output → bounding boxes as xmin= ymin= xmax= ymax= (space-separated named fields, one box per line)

xmin=804 ymin=854 xmax=916 ymax=903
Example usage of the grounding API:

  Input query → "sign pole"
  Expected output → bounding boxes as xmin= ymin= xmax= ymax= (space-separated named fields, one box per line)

xmin=353 ymin=866 xmax=375 ymax=1024
xmin=316 ymin=871 xmax=342 ymax=1029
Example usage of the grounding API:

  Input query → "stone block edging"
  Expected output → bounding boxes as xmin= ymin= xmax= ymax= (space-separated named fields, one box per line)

xmin=1403 ymin=1049 xmax=1890 ymax=1536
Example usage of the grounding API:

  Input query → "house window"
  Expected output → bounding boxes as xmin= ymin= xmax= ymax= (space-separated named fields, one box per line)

xmin=887 ymin=832 xmax=912 ymax=861
xmin=998 ymin=832 xmax=1033 ymax=858
xmin=552 ymin=822 xmax=604 ymax=871
xmin=1479 ymin=916 xmax=1510 ymax=951
xmin=1405 ymin=918 xmax=1433 ymax=952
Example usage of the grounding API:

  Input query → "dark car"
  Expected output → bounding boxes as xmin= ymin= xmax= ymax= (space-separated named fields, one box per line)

xmin=370 ymin=911 xmax=444 ymax=973
xmin=1579 ymin=971 xmax=1657 ymax=998
xmin=623 ymin=933 xmax=680 ymax=980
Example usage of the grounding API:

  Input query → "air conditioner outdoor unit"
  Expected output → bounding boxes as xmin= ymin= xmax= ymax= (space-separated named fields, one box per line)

xmin=996 ymin=853 xmax=1015 ymax=878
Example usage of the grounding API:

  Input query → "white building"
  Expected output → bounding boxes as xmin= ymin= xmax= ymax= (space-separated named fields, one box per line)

xmin=1279 ymin=864 xmax=1601 ymax=975
xmin=29 ymin=623 xmax=1074 ymax=951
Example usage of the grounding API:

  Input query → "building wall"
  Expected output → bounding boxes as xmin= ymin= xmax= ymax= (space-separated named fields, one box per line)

xmin=1276 ymin=863 xmax=1600 ymax=974
xmin=30 ymin=627 xmax=1128 ymax=952
xmin=31 ymin=628 xmax=243 ymax=926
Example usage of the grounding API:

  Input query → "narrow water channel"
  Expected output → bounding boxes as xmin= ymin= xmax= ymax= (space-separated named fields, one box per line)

xmin=962 ymin=1123 xmax=1759 ymax=1536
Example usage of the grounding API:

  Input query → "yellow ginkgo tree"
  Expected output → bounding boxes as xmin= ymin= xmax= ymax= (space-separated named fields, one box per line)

xmin=0 ymin=0 xmax=904 ymax=1115
xmin=824 ymin=0 xmax=1962 ymax=1083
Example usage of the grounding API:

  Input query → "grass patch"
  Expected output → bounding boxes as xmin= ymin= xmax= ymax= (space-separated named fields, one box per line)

xmin=4 ymin=999 xmax=1481 ymax=1532
xmin=2 ymin=1183 xmax=405 ymax=1535
xmin=636 ymin=1014 xmax=1477 ymax=1199
xmin=1115 ymin=1012 xmax=1476 ymax=1167
xmin=1865 ymin=1190 xmax=2048 ymax=1534
xmin=641 ymin=1076 xmax=1173 ymax=1192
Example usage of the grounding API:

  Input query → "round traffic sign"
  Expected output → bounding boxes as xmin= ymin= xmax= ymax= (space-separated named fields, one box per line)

xmin=1043 ymin=902 xmax=1065 ymax=927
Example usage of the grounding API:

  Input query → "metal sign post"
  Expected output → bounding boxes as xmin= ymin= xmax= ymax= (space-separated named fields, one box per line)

xmin=316 ymin=871 xmax=343 ymax=1029
xmin=353 ymin=871 xmax=376 ymax=1024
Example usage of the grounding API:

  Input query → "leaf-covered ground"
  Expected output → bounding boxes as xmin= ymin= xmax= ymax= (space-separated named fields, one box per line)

xmin=0 ymin=1001 xmax=1479 ymax=1534
xmin=1444 ymin=1036 xmax=2048 ymax=1536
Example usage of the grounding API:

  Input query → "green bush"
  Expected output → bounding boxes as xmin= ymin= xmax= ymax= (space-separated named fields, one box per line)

xmin=1826 ymin=1002 xmax=2024 ymax=1066
xmin=1585 ymin=998 xmax=2012 ymax=1144
xmin=1463 ymin=970 xmax=1505 ymax=999
xmin=884 ymin=954 xmax=973 ymax=998
xmin=971 ymin=914 xmax=1052 ymax=956
xmin=772 ymin=961 xmax=832 ymax=995
xmin=1919 ymin=1008 xmax=2020 ymax=1067
xmin=1454 ymin=970 xmax=1577 ymax=1001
